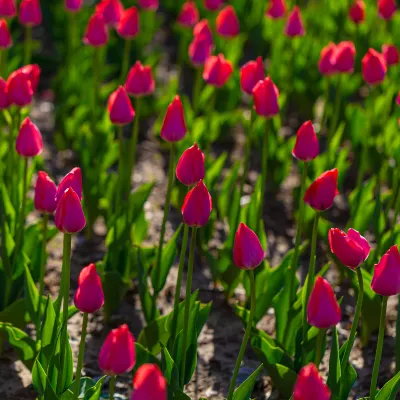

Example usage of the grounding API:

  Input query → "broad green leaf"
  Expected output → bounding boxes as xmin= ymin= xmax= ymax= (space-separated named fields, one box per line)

xmin=233 ymin=364 xmax=263 ymax=400
xmin=376 ymin=369 xmax=400 ymax=400
xmin=85 ymin=376 xmax=107 ymax=400
xmin=32 ymin=359 xmax=59 ymax=400
xmin=133 ymin=343 xmax=161 ymax=375
xmin=24 ymin=264 xmax=39 ymax=324
xmin=327 ymin=326 xmax=341 ymax=397
xmin=102 ymin=270 xmax=130 ymax=320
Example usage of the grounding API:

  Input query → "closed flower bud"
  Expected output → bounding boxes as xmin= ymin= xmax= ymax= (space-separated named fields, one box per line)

xmin=16 ymin=117 xmax=42 ymax=157
xmin=0 ymin=0 xmax=16 ymax=18
xmin=65 ymin=0 xmax=82 ymax=12
xmin=160 ymin=95 xmax=187 ymax=142
xmin=204 ymin=0 xmax=223 ymax=11
xmin=304 ymin=168 xmax=339 ymax=211
xmin=318 ymin=42 xmax=336 ymax=76
xmin=362 ymin=48 xmax=387 ymax=85
xmin=233 ymin=223 xmax=265 ymax=270
xmin=34 ymin=171 xmax=57 ymax=213
xmin=292 ymin=121 xmax=319 ymax=161
xmin=19 ymin=0 xmax=42 ymax=27
xmin=307 ymin=276 xmax=341 ymax=329
xmin=189 ymin=32 xmax=213 ymax=67
xmin=74 ymin=263 xmax=104 ymax=313
xmin=19 ymin=64 xmax=40 ymax=93
xmin=240 ymin=57 xmax=265 ymax=95
xmin=83 ymin=13 xmax=109 ymax=47
xmin=176 ymin=143 xmax=205 ymax=186
xmin=285 ymin=6 xmax=305 ymax=37
xmin=6 ymin=69 xmax=33 ymax=107
xmin=349 ymin=0 xmax=365 ymax=24
xmin=332 ymin=41 xmax=356 ymax=73
xmin=382 ymin=44 xmax=399 ymax=66
xmin=125 ymin=61 xmax=155 ymax=97
xmin=55 ymin=188 xmax=86 ymax=233
xmin=397 ymin=92 xmax=400 ymax=106
xmin=328 ymin=228 xmax=370 ymax=269
xmin=181 ymin=180 xmax=212 ymax=227
xmin=138 ymin=0 xmax=158 ymax=11
xmin=108 ymin=86 xmax=135 ymax=125
xmin=117 ymin=7 xmax=139 ymax=39
xmin=56 ymin=167 xmax=83 ymax=203
xmin=0 ymin=78 xmax=8 ymax=109
xmin=178 ymin=1 xmax=199 ymax=28
xmin=293 ymin=363 xmax=330 ymax=400
xmin=252 ymin=76 xmax=279 ymax=118
xmin=378 ymin=0 xmax=396 ymax=20
xmin=266 ymin=0 xmax=286 ymax=19
xmin=216 ymin=6 xmax=239 ymax=38
xmin=99 ymin=324 xmax=136 ymax=375
xmin=203 ymin=54 xmax=233 ymax=87
xmin=0 ymin=19 xmax=12 ymax=49
xmin=371 ymin=245 xmax=400 ymax=296
xmin=131 ymin=364 xmax=167 ymax=400
xmin=96 ymin=0 xmax=124 ymax=26
xmin=193 ymin=19 xmax=213 ymax=45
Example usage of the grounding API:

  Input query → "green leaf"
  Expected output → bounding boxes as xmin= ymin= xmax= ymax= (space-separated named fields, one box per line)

xmin=85 ymin=376 xmax=107 ymax=400
xmin=327 ymin=326 xmax=341 ymax=398
xmin=133 ymin=343 xmax=161 ymax=375
xmin=32 ymin=359 xmax=59 ymax=400
xmin=338 ymin=340 xmax=357 ymax=399
xmin=0 ymin=298 xmax=27 ymax=329
xmin=24 ymin=264 xmax=39 ymax=324
xmin=161 ymin=343 xmax=181 ymax=390
xmin=102 ymin=270 xmax=129 ymax=319
xmin=376 ymin=369 xmax=400 ymax=400
xmin=233 ymin=364 xmax=263 ymax=400
xmin=39 ymin=297 xmax=57 ymax=370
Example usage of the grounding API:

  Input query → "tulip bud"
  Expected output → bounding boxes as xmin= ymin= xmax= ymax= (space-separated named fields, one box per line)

xmin=125 ymin=61 xmax=155 ymax=97
xmin=266 ymin=0 xmax=286 ymax=19
xmin=397 ymin=92 xmax=400 ymax=107
xmin=16 ymin=117 xmax=42 ymax=157
xmin=99 ymin=324 xmax=136 ymax=375
xmin=371 ymin=245 xmax=400 ymax=296
xmin=0 ymin=19 xmax=12 ymax=49
xmin=117 ymin=7 xmax=139 ymax=39
xmin=181 ymin=180 xmax=212 ymax=227
xmin=138 ymin=0 xmax=158 ymax=11
xmin=362 ymin=48 xmax=387 ymax=85
xmin=203 ymin=54 xmax=233 ymax=87
xmin=56 ymin=167 xmax=83 ymax=203
xmin=0 ymin=0 xmax=16 ymax=18
xmin=332 ymin=41 xmax=356 ymax=73
xmin=96 ymin=0 xmax=124 ymax=26
xmin=292 ymin=121 xmax=319 ymax=161
xmin=285 ymin=6 xmax=305 ymax=37
xmin=19 ymin=64 xmax=40 ymax=93
xmin=178 ymin=1 xmax=199 ymax=28
xmin=349 ymin=0 xmax=365 ymax=24
xmin=233 ymin=223 xmax=264 ymax=270
xmin=55 ymin=188 xmax=86 ymax=233
xmin=6 ymin=69 xmax=33 ymax=107
xmin=83 ymin=13 xmax=109 ymax=47
xmin=328 ymin=228 xmax=370 ymax=269
xmin=0 ymin=77 xmax=8 ymax=109
xmin=307 ymin=276 xmax=341 ymax=329
xmin=160 ymin=95 xmax=187 ymax=142
xmin=108 ymin=86 xmax=135 ymax=125
xmin=74 ymin=263 xmax=104 ymax=313
xmin=240 ymin=57 xmax=265 ymax=95
xmin=216 ymin=6 xmax=239 ymax=38
xmin=204 ymin=0 xmax=223 ymax=11
xmin=65 ymin=0 xmax=82 ymax=12
xmin=303 ymin=168 xmax=339 ymax=211
xmin=194 ymin=19 xmax=213 ymax=42
xmin=131 ymin=364 xmax=167 ymax=400
xmin=189 ymin=32 xmax=213 ymax=67
xmin=293 ymin=363 xmax=331 ymax=400
xmin=34 ymin=171 xmax=57 ymax=214
xmin=176 ymin=143 xmax=205 ymax=186
xmin=19 ymin=0 xmax=42 ymax=26
xmin=382 ymin=44 xmax=399 ymax=66
xmin=378 ymin=0 xmax=396 ymax=20
xmin=252 ymin=76 xmax=280 ymax=118
xmin=318 ymin=42 xmax=336 ymax=76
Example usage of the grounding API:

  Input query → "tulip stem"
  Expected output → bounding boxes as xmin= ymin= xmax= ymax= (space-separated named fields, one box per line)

xmin=227 ymin=269 xmax=256 ymax=400
xmin=92 ymin=47 xmax=101 ymax=129
xmin=192 ymin=68 xmax=202 ymax=116
xmin=24 ymin=26 xmax=32 ymax=65
xmin=329 ymin=74 xmax=341 ymax=143
xmin=0 ymin=49 xmax=6 ymax=76
xmin=180 ymin=226 xmax=197 ymax=388
xmin=369 ymin=296 xmax=388 ymax=400
xmin=320 ymin=77 xmax=330 ymax=135
xmin=315 ymin=328 xmax=325 ymax=366
xmin=396 ymin=298 xmax=400 ymax=372
xmin=73 ymin=312 xmax=88 ymax=400
xmin=109 ymin=375 xmax=116 ymax=400
xmin=116 ymin=125 xmax=124 ymax=213
xmin=120 ymin=39 xmax=132 ymax=83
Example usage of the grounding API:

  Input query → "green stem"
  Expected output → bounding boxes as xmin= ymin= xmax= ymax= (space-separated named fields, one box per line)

xmin=226 ymin=269 xmax=256 ymax=400
xmin=390 ymin=182 xmax=400 ymax=242
xmin=92 ymin=47 xmax=101 ymax=130
xmin=385 ymin=169 xmax=399 ymax=225
xmin=0 ymin=49 xmax=6 ymax=76
xmin=369 ymin=296 xmax=388 ymax=400
xmin=192 ymin=68 xmax=202 ymax=116
xmin=315 ymin=328 xmax=325 ymax=366
xmin=109 ymin=375 xmax=116 ymax=400
xmin=180 ymin=227 xmax=197 ymax=387
xmin=116 ymin=125 xmax=124 ymax=213
xmin=204 ymin=91 xmax=217 ymax=161
xmin=320 ymin=78 xmax=330 ymax=135
xmin=73 ymin=312 xmax=89 ymax=400
xmin=120 ymin=39 xmax=132 ymax=83
xmin=24 ymin=26 xmax=32 ymax=65
xmin=329 ymin=74 xmax=341 ymax=142
xmin=67 ymin=12 xmax=77 ymax=76
xmin=396 ymin=296 xmax=400 ymax=372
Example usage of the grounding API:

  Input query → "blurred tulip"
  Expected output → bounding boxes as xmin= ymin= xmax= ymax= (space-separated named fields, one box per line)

xmin=65 ymin=0 xmax=82 ymax=12
xmin=328 ymin=228 xmax=370 ymax=269
xmin=332 ymin=41 xmax=356 ymax=73
xmin=349 ymin=0 xmax=365 ymax=24
xmin=131 ymin=364 xmax=167 ymax=400
xmin=397 ymin=92 xmax=400 ymax=106
xmin=56 ymin=167 xmax=83 ymax=203
xmin=19 ymin=64 xmax=40 ymax=92
xmin=125 ymin=61 xmax=155 ymax=97
xmin=16 ymin=117 xmax=42 ymax=157
xmin=266 ymin=0 xmax=286 ymax=19
xmin=285 ymin=6 xmax=305 ymax=37
xmin=372 ymin=245 xmax=400 ymax=296
xmin=362 ymin=48 xmax=387 ymax=85
xmin=193 ymin=19 xmax=213 ymax=45
xmin=181 ymin=180 xmax=212 ymax=227
xmin=233 ymin=223 xmax=264 ymax=270
xmin=318 ymin=42 xmax=336 ymax=76
xmin=55 ymin=188 xmax=86 ymax=233
xmin=307 ymin=276 xmax=341 ymax=329
xmin=189 ymin=32 xmax=213 ymax=66
xmin=252 ymin=76 xmax=279 ymax=118
xmin=240 ymin=57 xmax=265 ymax=95
xmin=0 ymin=19 xmax=11 ymax=49
xmin=203 ymin=54 xmax=233 ymax=87
xmin=108 ymin=86 xmax=135 ymax=125
xmin=99 ymin=324 xmax=136 ymax=375
xmin=19 ymin=0 xmax=42 ymax=26
xmin=74 ymin=263 xmax=104 ymax=313
xmin=138 ymin=0 xmax=158 ymax=11
xmin=0 ymin=0 xmax=16 ymax=18
xmin=160 ymin=95 xmax=187 ymax=142
xmin=204 ymin=0 xmax=223 ymax=11
xmin=83 ymin=13 xmax=108 ymax=47
xmin=34 ymin=171 xmax=57 ymax=213
xmin=96 ymin=0 xmax=123 ymax=26
xmin=292 ymin=121 xmax=319 ymax=161
xmin=216 ymin=6 xmax=239 ymax=38
xmin=176 ymin=143 xmax=205 ymax=186
xmin=293 ymin=363 xmax=330 ymax=400
xmin=382 ymin=44 xmax=399 ymax=66
xmin=117 ymin=7 xmax=139 ymax=39
xmin=6 ymin=69 xmax=33 ymax=106
xmin=178 ymin=1 xmax=199 ymax=27
xmin=0 ymin=77 xmax=8 ymax=109
xmin=304 ymin=169 xmax=339 ymax=211
xmin=378 ymin=0 xmax=396 ymax=20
